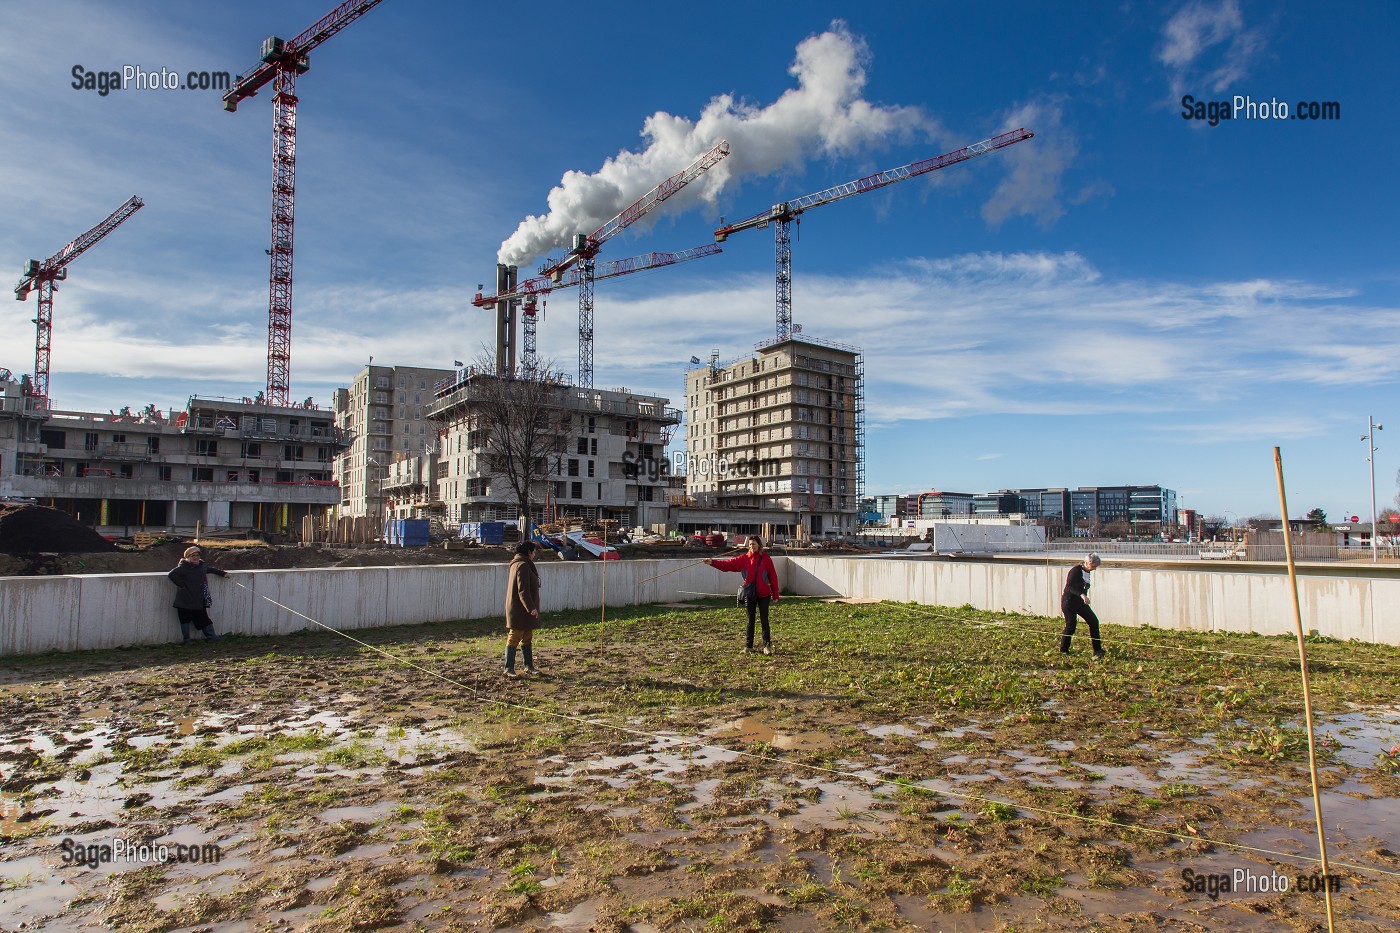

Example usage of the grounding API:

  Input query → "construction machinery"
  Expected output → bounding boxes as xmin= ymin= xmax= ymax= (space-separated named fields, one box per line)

xmin=14 ymin=195 xmax=145 ymax=403
xmin=222 ymin=0 xmax=386 ymax=407
xmin=715 ymin=128 xmax=1034 ymax=341
xmin=534 ymin=141 xmax=729 ymax=388
xmin=476 ymin=243 xmax=723 ymax=379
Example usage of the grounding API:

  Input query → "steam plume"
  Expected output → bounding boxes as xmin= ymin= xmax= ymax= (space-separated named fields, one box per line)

xmin=498 ymin=23 xmax=933 ymax=267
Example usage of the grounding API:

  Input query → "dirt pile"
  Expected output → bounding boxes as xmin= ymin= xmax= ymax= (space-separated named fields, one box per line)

xmin=0 ymin=505 xmax=118 ymax=555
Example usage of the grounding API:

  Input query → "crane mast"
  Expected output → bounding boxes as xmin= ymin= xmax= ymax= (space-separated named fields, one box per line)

xmin=14 ymin=195 xmax=145 ymax=403
xmin=475 ymin=243 xmax=723 ymax=378
xmin=223 ymin=0 xmax=385 ymax=407
xmin=535 ymin=141 xmax=729 ymax=388
xmin=715 ymin=128 xmax=1034 ymax=340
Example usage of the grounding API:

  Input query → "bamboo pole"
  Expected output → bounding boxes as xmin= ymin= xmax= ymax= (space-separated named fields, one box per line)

xmin=1273 ymin=447 xmax=1336 ymax=932
xmin=599 ymin=523 xmax=607 ymax=644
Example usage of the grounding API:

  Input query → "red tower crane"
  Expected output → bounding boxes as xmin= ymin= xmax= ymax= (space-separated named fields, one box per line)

xmin=475 ymin=243 xmax=723 ymax=378
xmin=222 ymin=0 xmax=386 ymax=407
xmin=13 ymin=195 xmax=145 ymax=403
xmin=536 ymin=140 xmax=729 ymax=388
xmin=715 ymin=128 xmax=1034 ymax=341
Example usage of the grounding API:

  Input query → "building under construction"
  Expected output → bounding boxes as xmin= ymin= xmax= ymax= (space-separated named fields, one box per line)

xmin=0 ymin=370 xmax=347 ymax=536
xmin=423 ymin=366 xmax=680 ymax=530
xmin=331 ymin=363 xmax=454 ymax=522
xmin=684 ymin=336 xmax=864 ymax=538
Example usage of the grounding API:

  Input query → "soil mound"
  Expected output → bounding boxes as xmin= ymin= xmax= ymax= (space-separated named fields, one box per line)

xmin=0 ymin=505 xmax=119 ymax=554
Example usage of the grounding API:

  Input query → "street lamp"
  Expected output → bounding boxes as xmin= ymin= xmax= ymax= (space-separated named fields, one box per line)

xmin=1362 ymin=418 xmax=1384 ymax=562
xmin=1221 ymin=511 xmax=1238 ymax=545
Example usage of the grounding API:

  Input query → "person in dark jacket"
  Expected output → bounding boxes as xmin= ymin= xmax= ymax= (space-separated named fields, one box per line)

xmin=503 ymin=541 xmax=542 ymax=677
xmin=168 ymin=546 xmax=229 ymax=642
xmin=706 ymin=537 xmax=781 ymax=654
xmin=1060 ymin=553 xmax=1103 ymax=657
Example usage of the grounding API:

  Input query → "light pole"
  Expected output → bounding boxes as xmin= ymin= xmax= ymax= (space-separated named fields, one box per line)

xmin=1362 ymin=418 xmax=1384 ymax=562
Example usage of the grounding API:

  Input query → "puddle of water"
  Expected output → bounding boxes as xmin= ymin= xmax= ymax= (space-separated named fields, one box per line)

xmin=1073 ymin=761 xmax=1158 ymax=793
xmin=787 ymin=780 xmax=894 ymax=833
xmin=713 ymin=717 xmax=834 ymax=751
xmin=679 ymin=778 xmax=723 ymax=811
xmin=1010 ymin=760 xmax=1080 ymax=789
xmin=1322 ymin=709 xmax=1400 ymax=770
xmin=472 ymin=720 xmax=542 ymax=744
xmin=863 ymin=723 xmax=920 ymax=739
xmin=318 ymin=801 xmax=397 ymax=824
xmin=1 ymin=795 xmax=27 ymax=835
xmin=1047 ymin=739 xmax=1077 ymax=751
xmin=0 ymin=853 xmax=87 ymax=928
xmin=1312 ymin=781 xmax=1400 ymax=852
xmin=543 ymin=733 xmax=742 ymax=792
xmin=335 ymin=841 xmax=394 ymax=862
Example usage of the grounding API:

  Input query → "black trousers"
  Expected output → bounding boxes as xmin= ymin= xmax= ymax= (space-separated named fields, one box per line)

xmin=745 ymin=597 xmax=771 ymax=648
xmin=1060 ymin=597 xmax=1102 ymax=653
xmin=176 ymin=607 xmax=214 ymax=629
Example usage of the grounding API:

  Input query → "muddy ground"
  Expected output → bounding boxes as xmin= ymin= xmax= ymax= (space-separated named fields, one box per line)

xmin=2 ymin=600 xmax=1398 ymax=932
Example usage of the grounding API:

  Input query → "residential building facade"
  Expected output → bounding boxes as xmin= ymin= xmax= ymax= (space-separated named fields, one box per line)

xmin=0 ymin=370 xmax=347 ymax=534
xmin=425 ymin=367 xmax=680 ymax=530
xmin=332 ymin=364 xmax=454 ymax=521
xmin=684 ymin=336 xmax=864 ymax=537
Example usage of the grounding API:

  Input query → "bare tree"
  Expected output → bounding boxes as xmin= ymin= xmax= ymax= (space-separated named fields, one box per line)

xmin=1200 ymin=515 xmax=1229 ymax=539
xmin=454 ymin=352 xmax=570 ymax=527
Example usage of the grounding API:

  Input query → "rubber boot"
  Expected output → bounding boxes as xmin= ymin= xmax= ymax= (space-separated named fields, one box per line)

xmin=1059 ymin=635 xmax=1072 ymax=654
xmin=504 ymin=645 xmax=517 ymax=676
xmin=203 ymin=626 xmax=223 ymax=641
xmin=180 ymin=622 xmax=193 ymax=643
xmin=522 ymin=643 xmax=537 ymax=675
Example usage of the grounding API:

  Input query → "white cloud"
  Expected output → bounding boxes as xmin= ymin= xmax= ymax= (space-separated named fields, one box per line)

xmin=497 ymin=23 xmax=936 ymax=267
xmin=1158 ymin=0 xmax=1265 ymax=99
xmin=982 ymin=98 xmax=1081 ymax=228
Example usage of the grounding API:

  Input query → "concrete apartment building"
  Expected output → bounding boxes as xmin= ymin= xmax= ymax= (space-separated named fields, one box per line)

xmin=331 ymin=363 xmax=454 ymax=522
xmin=424 ymin=367 xmax=681 ymax=529
xmin=0 ymin=370 xmax=347 ymax=534
xmin=684 ymin=336 xmax=864 ymax=537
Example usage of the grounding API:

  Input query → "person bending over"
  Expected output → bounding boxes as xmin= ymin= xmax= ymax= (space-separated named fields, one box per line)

xmin=1060 ymin=552 xmax=1104 ymax=657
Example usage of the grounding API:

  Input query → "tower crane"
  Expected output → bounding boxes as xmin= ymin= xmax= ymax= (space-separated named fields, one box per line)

xmin=14 ymin=195 xmax=145 ymax=403
xmin=222 ymin=0 xmax=386 ymax=407
xmin=536 ymin=140 xmax=729 ymax=388
xmin=474 ymin=243 xmax=723 ymax=378
xmin=715 ymin=128 xmax=1034 ymax=341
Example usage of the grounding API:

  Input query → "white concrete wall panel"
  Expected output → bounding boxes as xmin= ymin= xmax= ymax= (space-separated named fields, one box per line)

xmin=3 ymin=558 xmax=1398 ymax=656
xmin=1 ymin=577 xmax=81 ymax=655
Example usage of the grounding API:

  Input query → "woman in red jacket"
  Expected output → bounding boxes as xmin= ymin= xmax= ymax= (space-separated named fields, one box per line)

xmin=706 ymin=537 xmax=780 ymax=654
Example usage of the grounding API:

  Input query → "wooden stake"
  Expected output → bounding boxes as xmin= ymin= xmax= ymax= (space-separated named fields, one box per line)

xmin=599 ymin=523 xmax=607 ymax=644
xmin=1273 ymin=447 xmax=1336 ymax=932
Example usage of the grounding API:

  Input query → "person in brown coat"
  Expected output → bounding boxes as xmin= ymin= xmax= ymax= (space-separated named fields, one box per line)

xmin=503 ymin=540 xmax=542 ymax=676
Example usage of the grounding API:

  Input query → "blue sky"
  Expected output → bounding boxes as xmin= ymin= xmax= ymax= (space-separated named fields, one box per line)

xmin=2 ymin=1 xmax=1397 ymax=519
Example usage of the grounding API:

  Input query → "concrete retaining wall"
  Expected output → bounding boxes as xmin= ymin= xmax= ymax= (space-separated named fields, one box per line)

xmin=3 ymin=555 xmax=1398 ymax=656
xmin=0 ymin=558 xmax=766 ymax=656
xmin=784 ymin=557 xmax=1400 ymax=645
